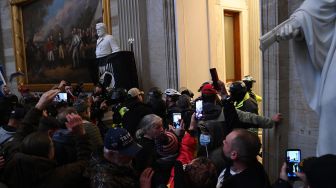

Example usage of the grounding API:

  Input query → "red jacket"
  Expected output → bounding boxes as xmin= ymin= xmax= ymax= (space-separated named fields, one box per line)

xmin=167 ymin=131 xmax=197 ymax=188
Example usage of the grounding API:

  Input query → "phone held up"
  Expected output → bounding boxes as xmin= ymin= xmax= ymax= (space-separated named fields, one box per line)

xmin=54 ymin=92 xmax=68 ymax=102
xmin=286 ymin=149 xmax=301 ymax=180
xmin=173 ymin=113 xmax=182 ymax=129
xmin=210 ymin=68 xmax=219 ymax=90
xmin=195 ymin=99 xmax=203 ymax=120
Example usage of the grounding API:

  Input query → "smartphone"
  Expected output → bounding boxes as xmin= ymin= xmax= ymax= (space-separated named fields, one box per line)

xmin=173 ymin=113 xmax=182 ymax=129
xmin=195 ymin=100 xmax=203 ymax=120
xmin=210 ymin=68 xmax=219 ymax=90
xmin=54 ymin=92 xmax=68 ymax=102
xmin=286 ymin=149 xmax=301 ymax=179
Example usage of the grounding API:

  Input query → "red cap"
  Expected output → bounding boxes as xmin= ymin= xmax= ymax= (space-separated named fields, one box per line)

xmin=201 ymin=84 xmax=217 ymax=95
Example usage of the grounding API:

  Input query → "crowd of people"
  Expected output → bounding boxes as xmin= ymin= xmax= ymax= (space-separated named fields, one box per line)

xmin=0 ymin=78 xmax=334 ymax=188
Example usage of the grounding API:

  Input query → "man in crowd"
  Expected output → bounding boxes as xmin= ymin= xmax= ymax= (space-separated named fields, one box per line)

xmin=217 ymin=129 xmax=271 ymax=188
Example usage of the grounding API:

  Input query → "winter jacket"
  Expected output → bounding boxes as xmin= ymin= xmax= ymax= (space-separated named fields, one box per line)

xmin=0 ymin=125 xmax=16 ymax=146
xmin=122 ymin=99 xmax=152 ymax=137
xmin=219 ymin=161 xmax=271 ymax=188
xmin=3 ymin=134 xmax=91 ymax=188
xmin=86 ymin=153 xmax=139 ymax=188
xmin=167 ymin=131 xmax=197 ymax=188
xmin=133 ymin=137 xmax=156 ymax=173
xmin=52 ymin=128 xmax=77 ymax=165
xmin=83 ymin=120 xmax=103 ymax=153
xmin=2 ymin=107 xmax=42 ymax=161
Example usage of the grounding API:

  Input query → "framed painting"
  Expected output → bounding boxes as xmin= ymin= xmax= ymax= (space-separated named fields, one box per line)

xmin=10 ymin=0 xmax=112 ymax=91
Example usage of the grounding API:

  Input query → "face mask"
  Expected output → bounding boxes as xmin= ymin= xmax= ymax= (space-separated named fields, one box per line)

xmin=200 ymin=134 xmax=211 ymax=146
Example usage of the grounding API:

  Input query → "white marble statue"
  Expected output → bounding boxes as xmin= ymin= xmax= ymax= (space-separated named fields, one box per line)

xmin=95 ymin=23 xmax=120 ymax=58
xmin=95 ymin=23 xmax=120 ymax=88
xmin=261 ymin=0 xmax=336 ymax=156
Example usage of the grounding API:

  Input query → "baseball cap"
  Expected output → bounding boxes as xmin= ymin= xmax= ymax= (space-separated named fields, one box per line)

xmin=128 ymin=88 xmax=144 ymax=98
xmin=10 ymin=107 xmax=25 ymax=120
xmin=201 ymin=84 xmax=217 ymax=95
xmin=104 ymin=127 xmax=142 ymax=157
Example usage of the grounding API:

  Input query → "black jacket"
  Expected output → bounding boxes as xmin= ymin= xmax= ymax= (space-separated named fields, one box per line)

xmin=86 ymin=153 xmax=139 ymax=188
xmin=3 ymin=134 xmax=90 ymax=188
xmin=220 ymin=161 xmax=271 ymax=188
xmin=133 ymin=137 xmax=156 ymax=173
xmin=122 ymin=99 xmax=152 ymax=137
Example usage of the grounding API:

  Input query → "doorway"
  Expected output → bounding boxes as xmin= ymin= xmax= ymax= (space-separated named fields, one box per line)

xmin=224 ymin=10 xmax=241 ymax=82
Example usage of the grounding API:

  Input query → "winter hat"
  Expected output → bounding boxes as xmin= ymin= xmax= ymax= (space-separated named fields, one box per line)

xmin=155 ymin=131 xmax=179 ymax=157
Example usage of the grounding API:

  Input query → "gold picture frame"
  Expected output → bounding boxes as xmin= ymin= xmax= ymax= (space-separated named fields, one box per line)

xmin=10 ymin=0 xmax=111 ymax=91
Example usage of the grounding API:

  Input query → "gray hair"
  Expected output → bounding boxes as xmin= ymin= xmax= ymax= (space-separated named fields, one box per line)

xmin=136 ymin=114 xmax=162 ymax=139
xmin=96 ymin=22 xmax=106 ymax=30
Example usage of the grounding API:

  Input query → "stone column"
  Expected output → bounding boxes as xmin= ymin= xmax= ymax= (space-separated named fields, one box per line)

xmin=261 ymin=0 xmax=319 ymax=182
xmin=261 ymin=0 xmax=289 ymax=181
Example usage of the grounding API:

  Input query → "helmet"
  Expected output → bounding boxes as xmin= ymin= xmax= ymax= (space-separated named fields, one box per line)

xmin=148 ymin=87 xmax=163 ymax=98
xmin=179 ymin=87 xmax=194 ymax=98
xmin=108 ymin=88 xmax=128 ymax=105
xmin=242 ymin=75 xmax=256 ymax=91
xmin=229 ymin=81 xmax=247 ymax=100
xmin=164 ymin=89 xmax=181 ymax=96
xmin=242 ymin=75 xmax=256 ymax=82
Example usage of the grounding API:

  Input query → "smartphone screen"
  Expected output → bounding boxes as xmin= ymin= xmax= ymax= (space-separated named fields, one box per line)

xmin=173 ymin=113 xmax=182 ymax=129
xmin=210 ymin=68 xmax=219 ymax=90
xmin=286 ymin=149 xmax=301 ymax=178
xmin=54 ymin=92 xmax=68 ymax=102
xmin=195 ymin=100 xmax=203 ymax=120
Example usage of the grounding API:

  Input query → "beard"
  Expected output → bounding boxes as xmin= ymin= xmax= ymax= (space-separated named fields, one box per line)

xmin=222 ymin=151 xmax=233 ymax=167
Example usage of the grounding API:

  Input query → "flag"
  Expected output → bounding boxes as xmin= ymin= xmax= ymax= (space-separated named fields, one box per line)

xmin=0 ymin=65 xmax=6 ymax=96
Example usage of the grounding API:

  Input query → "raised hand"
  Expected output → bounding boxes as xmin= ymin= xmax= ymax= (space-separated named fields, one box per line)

xmin=65 ymin=113 xmax=85 ymax=136
xmin=35 ymin=89 xmax=60 ymax=110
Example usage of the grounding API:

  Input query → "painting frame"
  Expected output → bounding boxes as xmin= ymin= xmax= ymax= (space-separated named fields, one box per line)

xmin=10 ymin=0 xmax=111 ymax=91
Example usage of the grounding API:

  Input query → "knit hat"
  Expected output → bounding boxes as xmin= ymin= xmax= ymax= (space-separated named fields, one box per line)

xmin=128 ymin=88 xmax=144 ymax=98
xmin=155 ymin=131 xmax=179 ymax=157
xmin=201 ymin=84 xmax=217 ymax=95
xmin=104 ymin=127 xmax=142 ymax=157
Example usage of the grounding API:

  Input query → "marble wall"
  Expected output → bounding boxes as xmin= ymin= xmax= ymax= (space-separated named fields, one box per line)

xmin=261 ymin=0 xmax=319 ymax=181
